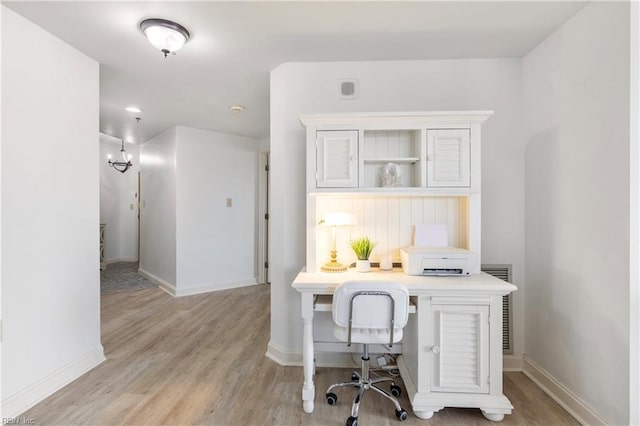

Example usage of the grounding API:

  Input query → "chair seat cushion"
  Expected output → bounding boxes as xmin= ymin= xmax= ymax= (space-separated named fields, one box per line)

xmin=334 ymin=324 xmax=404 ymax=344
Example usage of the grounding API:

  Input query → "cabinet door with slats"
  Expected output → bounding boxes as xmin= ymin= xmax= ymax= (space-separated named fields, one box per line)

xmin=430 ymin=303 xmax=489 ymax=394
xmin=427 ymin=129 xmax=471 ymax=188
xmin=316 ymin=130 xmax=358 ymax=188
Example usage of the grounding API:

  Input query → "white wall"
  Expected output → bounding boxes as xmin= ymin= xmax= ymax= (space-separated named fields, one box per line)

xmin=523 ymin=3 xmax=630 ymax=424
xmin=269 ymin=59 xmax=524 ymax=359
xmin=175 ymin=126 xmax=259 ymax=294
xmin=139 ymin=126 xmax=260 ymax=295
xmin=1 ymin=6 xmax=103 ymax=416
xmin=258 ymin=137 xmax=270 ymax=152
xmin=630 ymin=4 xmax=640 ymax=425
xmin=99 ymin=134 xmax=139 ymax=263
xmin=139 ymin=128 xmax=177 ymax=287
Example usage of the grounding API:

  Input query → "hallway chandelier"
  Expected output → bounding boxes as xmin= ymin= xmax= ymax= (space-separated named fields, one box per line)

xmin=108 ymin=139 xmax=133 ymax=173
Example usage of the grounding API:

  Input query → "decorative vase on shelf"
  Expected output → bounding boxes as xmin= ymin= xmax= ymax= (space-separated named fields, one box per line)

xmin=356 ymin=260 xmax=371 ymax=273
xmin=350 ymin=237 xmax=376 ymax=273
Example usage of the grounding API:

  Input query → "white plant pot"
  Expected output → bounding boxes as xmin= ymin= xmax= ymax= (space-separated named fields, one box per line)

xmin=356 ymin=260 xmax=371 ymax=273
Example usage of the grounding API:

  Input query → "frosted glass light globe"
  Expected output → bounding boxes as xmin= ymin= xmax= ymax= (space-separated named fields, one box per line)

xmin=140 ymin=19 xmax=190 ymax=57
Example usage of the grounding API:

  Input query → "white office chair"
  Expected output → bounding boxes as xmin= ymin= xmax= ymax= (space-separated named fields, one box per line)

xmin=325 ymin=281 xmax=410 ymax=426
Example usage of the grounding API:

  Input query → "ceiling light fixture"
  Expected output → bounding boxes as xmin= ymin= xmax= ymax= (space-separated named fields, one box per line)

xmin=140 ymin=18 xmax=190 ymax=58
xmin=230 ymin=104 xmax=245 ymax=113
xmin=108 ymin=139 xmax=133 ymax=173
xmin=125 ymin=106 xmax=142 ymax=113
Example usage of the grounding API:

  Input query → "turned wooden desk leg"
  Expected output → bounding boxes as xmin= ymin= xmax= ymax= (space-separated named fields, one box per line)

xmin=301 ymin=294 xmax=315 ymax=413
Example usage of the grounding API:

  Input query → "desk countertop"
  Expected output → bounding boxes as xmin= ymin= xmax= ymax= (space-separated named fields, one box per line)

xmin=292 ymin=268 xmax=517 ymax=295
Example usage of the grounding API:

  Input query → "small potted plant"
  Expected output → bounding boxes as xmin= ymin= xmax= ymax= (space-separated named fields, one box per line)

xmin=350 ymin=237 xmax=376 ymax=273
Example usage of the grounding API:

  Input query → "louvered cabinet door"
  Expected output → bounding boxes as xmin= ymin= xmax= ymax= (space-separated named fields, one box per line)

xmin=426 ymin=129 xmax=471 ymax=188
xmin=430 ymin=303 xmax=489 ymax=394
xmin=316 ymin=130 xmax=358 ymax=188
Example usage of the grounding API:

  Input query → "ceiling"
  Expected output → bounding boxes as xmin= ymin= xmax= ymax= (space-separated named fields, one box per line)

xmin=4 ymin=1 xmax=586 ymax=143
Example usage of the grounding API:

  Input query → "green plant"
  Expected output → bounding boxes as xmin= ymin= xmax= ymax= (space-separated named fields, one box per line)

xmin=350 ymin=237 xmax=376 ymax=260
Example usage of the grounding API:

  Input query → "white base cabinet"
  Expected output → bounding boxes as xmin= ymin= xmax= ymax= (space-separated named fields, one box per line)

xmin=398 ymin=293 xmax=513 ymax=421
xmin=429 ymin=302 xmax=489 ymax=394
xmin=292 ymin=271 xmax=516 ymax=421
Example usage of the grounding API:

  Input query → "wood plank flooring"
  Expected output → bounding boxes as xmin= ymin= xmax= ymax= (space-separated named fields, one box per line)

xmin=23 ymin=285 xmax=579 ymax=425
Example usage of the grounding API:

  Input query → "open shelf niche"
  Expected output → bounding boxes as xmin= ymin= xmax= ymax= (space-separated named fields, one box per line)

xmin=309 ymin=193 xmax=475 ymax=273
xmin=360 ymin=129 xmax=424 ymax=188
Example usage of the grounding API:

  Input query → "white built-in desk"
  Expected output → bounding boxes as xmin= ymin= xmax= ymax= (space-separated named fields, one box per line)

xmin=292 ymin=269 xmax=517 ymax=421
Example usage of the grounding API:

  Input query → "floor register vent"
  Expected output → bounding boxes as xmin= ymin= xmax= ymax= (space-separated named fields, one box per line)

xmin=481 ymin=264 xmax=513 ymax=354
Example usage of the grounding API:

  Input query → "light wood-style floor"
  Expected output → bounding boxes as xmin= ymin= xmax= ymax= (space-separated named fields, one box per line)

xmin=24 ymin=285 xmax=579 ymax=425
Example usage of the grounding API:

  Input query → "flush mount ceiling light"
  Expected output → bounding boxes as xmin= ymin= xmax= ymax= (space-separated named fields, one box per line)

xmin=230 ymin=104 xmax=246 ymax=113
xmin=140 ymin=18 xmax=190 ymax=58
xmin=125 ymin=106 xmax=142 ymax=113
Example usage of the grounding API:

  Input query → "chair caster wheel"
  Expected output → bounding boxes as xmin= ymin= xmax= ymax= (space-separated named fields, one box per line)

xmin=326 ymin=392 xmax=337 ymax=405
xmin=396 ymin=409 xmax=408 ymax=421
xmin=347 ymin=416 xmax=358 ymax=426
xmin=390 ymin=384 xmax=402 ymax=397
xmin=351 ymin=373 xmax=359 ymax=381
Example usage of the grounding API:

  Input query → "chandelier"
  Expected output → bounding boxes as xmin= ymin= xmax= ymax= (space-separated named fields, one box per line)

xmin=108 ymin=139 xmax=133 ymax=173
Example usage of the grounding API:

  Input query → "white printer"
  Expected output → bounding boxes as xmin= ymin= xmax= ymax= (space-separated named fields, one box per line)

xmin=400 ymin=246 xmax=478 ymax=276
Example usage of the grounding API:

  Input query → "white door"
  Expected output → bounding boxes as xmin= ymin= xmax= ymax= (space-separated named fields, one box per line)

xmin=430 ymin=303 xmax=489 ymax=394
xmin=427 ymin=129 xmax=471 ymax=188
xmin=316 ymin=130 xmax=358 ymax=188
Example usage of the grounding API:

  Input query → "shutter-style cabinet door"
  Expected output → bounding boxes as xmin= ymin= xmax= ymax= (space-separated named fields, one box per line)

xmin=427 ymin=129 xmax=471 ymax=187
xmin=316 ymin=130 xmax=358 ymax=188
xmin=430 ymin=304 xmax=489 ymax=394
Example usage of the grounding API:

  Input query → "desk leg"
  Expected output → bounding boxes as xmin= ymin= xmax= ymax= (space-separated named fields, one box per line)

xmin=301 ymin=294 xmax=315 ymax=413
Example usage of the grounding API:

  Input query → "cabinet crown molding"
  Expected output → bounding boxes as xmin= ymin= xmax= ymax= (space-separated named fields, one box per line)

xmin=300 ymin=110 xmax=494 ymax=127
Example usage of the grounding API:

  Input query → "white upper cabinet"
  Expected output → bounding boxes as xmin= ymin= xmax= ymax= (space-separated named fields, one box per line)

xmin=300 ymin=111 xmax=491 ymax=194
xmin=427 ymin=129 xmax=471 ymax=188
xmin=316 ymin=130 xmax=358 ymax=188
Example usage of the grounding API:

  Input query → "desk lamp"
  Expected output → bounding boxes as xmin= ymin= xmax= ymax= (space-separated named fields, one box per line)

xmin=319 ymin=212 xmax=357 ymax=272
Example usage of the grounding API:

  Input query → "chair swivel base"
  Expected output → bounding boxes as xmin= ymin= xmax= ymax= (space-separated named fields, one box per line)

xmin=325 ymin=361 xmax=409 ymax=425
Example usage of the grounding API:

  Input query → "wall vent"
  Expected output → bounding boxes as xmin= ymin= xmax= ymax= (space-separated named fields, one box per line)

xmin=338 ymin=78 xmax=359 ymax=100
xmin=481 ymin=264 xmax=513 ymax=354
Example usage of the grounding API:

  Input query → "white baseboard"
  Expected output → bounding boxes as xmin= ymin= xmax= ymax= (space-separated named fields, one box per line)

xmin=106 ymin=257 xmax=138 ymax=264
xmin=265 ymin=341 xmax=357 ymax=368
xmin=503 ymin=353 xmax=524 ymax=372
xmin=266 ymin=341 xmax=301 ymax=366
xmin=138 ymin=269 xmax=257 ymax=298
xmin=522 ymin=356 xmax=607 ymax=426
xmin=138 ymin=268 xmax=175 ymax=295
xmin=1 ymin=345 xmax=105 ymax=418
xmin=174 ymin=279 xmax=258 ymax=297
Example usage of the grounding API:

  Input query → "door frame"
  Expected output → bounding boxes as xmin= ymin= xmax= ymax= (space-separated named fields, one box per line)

xmin=257 ymin=151 xmax=270 ymax=285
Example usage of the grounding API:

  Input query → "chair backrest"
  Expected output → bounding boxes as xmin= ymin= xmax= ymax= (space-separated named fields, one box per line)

xmin=332 ymin=281 xmax=409 ymax=344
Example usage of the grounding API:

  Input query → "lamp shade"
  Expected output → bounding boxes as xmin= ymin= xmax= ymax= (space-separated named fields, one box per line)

xmin=320 ymin=212 xmax=357 ymax=227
